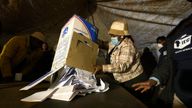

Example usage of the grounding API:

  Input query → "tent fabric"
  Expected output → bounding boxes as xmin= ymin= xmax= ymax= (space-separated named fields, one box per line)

xmin=0 ymin=0 xmax=192 ymax=50
xmin=0 ymin=0 xmax=90 ymax=47
xmin=93 ymin=0 xmax=192 ymax=49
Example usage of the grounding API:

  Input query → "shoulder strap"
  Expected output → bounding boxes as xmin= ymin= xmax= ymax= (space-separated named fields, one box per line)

xmin=106 ymin=46 xmax=116 ymax=64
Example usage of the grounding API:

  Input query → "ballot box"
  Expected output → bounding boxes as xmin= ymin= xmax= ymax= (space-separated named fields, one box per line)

xmin=65 ymin=32 xmax=98 ymax=72
xmin=51 ymin=15 xmax=98 ymax=73
xmin=19 ymin=15 xmax=99 ymax=91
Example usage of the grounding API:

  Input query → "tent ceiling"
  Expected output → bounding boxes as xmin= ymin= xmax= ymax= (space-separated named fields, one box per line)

xmin=0 ymin=0 xmax=191 ymax=50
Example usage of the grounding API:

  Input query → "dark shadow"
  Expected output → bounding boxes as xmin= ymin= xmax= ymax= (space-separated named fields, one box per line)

xmin=140 ymin=47 xmax=157 ymax=77
xmin=167 ymin=14 xmax=192 ymax=38
xmin=0 ymin=0 xmax=98 ymax=33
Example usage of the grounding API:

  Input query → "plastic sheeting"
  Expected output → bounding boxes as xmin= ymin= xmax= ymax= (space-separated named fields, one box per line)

xmin=0 ymin=0 xmax=91 ymax=47
xmin=0 ymin=0 xmax=192 ymax=50
xmin=93 ymin=0 xmax=192 ymax=49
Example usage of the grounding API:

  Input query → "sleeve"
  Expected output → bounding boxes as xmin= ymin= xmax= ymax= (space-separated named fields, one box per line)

xmin=151 ymin=55 xmax=170 ymax=85
xmin=102 ymin=42 xmax=136 ymax=73
xmin=149 ymin=77 xmax=160 ymax=86
xmin=0 ymin=37 xmax=18 ymax=77
xmin=1 ymin=37 xmax=18 ymax=58
xmin=0 ymin=56 xmax=12 ymax=77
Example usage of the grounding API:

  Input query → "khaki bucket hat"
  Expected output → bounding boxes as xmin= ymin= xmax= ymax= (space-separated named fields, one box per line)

xmin=108 ymin=20 xmax=129 ymax=36
xmin=31 ymin=31 xmax=45 ymax=42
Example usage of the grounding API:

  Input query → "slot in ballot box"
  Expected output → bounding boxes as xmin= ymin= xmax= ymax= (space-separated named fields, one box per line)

xmin=51 ymin=32 xmax=98 ymax=73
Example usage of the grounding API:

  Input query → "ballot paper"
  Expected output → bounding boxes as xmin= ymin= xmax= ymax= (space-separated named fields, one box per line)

xmin=73 ymin=68 xmax=97 ymax=89
xmin=50 ymin=85 xmax=79 ymax=101
xmin=94 ymin=79 xmax=109 ymax=93
xmin=21 ymin=68 xmax=75 ymax=102
xmin=20 ymin=66 xmax=64 ymax=91
xmin=50 ymin=91 xmax=79 ymax=101
xmin=20 ymin=69 xmax=58 ymax=91
xmin=21 ymin=67 xmax=109 ymax=102
xmin=21 ymin=89 xmax=57 ymax=102
xmin=21 ymin=78 xmax=73 ymax=102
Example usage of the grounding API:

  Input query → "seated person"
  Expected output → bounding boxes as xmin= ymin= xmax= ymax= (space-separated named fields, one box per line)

xmin=95 ymin=20 xmax=153 ymax=106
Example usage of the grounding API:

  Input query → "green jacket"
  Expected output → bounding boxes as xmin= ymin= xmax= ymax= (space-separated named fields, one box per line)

xmin=0 ymin=36 xmax=43 ymax=78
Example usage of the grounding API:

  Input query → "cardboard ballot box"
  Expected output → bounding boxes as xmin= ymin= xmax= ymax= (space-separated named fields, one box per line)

xmin=19 ymin=15 xmax=99 ymax=91
xmin=51 ymin=15 xmax=98 ymax=73
xmin=65 ymin=32 xmax=98 ymax=72
xmin=61 ymin=14 xmax=97 ymax=42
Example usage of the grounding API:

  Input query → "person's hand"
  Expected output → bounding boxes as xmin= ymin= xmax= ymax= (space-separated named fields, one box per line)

xmin=131 ymin=79 xmax=157 ymax=93
xmin=94 ymin=65 xmax=103 ymax=74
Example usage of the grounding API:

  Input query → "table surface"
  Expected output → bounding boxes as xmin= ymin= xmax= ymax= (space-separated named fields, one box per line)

xmin=0 ymin=82 xmax=147 ymax=108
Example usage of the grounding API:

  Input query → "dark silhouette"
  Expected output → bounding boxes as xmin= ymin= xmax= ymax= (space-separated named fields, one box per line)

xmin=140 ymin=47 xmax=157 ymax=77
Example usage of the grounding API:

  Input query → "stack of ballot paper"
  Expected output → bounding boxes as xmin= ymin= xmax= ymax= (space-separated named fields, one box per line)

xmin=50 ymin=85 xmax=79 ymax=101
xmin=21 ymin=67 xmax=109 ymax=102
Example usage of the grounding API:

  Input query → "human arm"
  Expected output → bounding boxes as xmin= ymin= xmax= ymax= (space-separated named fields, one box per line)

xmin=132 ymin=55 xmax=170 ymax=93
xmin=0 ymin=37 xmax=18 ymax=78
xmin=150 ymin=55 xmax=170 ymax=85
xmin=102 ymin=41 xmax=136 ymax=73
xmin=0 ymin=56 xmax=12 ymax=78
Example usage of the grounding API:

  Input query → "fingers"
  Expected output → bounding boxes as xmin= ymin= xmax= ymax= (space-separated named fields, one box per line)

xmin=132 ymin=83 xmax=142 ymax=88
xmin=132 ymin=81 xmax=152 ymax=93
xmin=93 ymin=70 xmax=98 ymax=74
xmin=93 ymin=65 xmax=103 ymax=74
xmin=133 ymin=85 xmax=151 ymax=93
xmin=134 ymin=85 xmax=145 ymax=91
xmin=93 ymin=67 xmax=99 ymax=74
xmin=140 ymin=86 xmax=150 ymax=93
xmin=132 ymin=82 xmax=150 ymax=88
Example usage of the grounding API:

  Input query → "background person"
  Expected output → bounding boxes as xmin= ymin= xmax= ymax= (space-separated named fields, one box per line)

xmin=0 ymin=31 xmax=46 ymax=82
xmin=132 ymin=3 xmax=192 ymax=107
xmin=140 ymin=47 xmax=157 ymax=78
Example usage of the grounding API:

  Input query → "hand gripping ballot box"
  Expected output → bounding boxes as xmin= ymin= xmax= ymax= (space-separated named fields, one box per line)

xmin=51 ymin=15 xmax=98 ymax=73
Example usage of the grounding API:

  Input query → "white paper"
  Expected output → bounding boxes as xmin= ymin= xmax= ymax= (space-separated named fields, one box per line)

xmin=20 ymin=69 xmax=60 ymax=91
xmin=51 ymin=91 xmax=79 ymax=101
xmin=21 ymin=89 xmax=57 ymax=102
xmin=52 ymin=85 xmax=76 ymax=94
xmin=20 ymin=68 xmax=75 ymax=102
xmin=97 ymin=79 xmax=109 ymax=92
xmin=50 ymin=85 xmax=79 ymax=101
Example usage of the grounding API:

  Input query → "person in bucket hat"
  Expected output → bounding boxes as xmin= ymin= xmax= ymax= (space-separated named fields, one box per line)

xmin=0 ymin=31 xmax=46 ymax=82
xmin=95 ymin=20 xmax=153 ymax=106
xmin=108 ymin=20 xmax=129 ymax=36
xmin=31 ymin=31 xmax=45 ymax=42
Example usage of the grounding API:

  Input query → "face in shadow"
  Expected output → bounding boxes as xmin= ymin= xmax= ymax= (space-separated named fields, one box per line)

xmin=30 ymin=36 xmax=43 ymax=50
